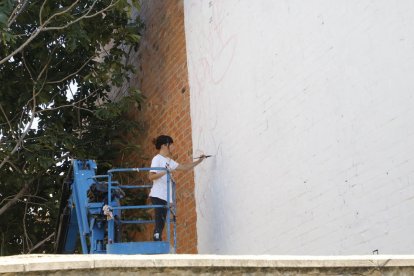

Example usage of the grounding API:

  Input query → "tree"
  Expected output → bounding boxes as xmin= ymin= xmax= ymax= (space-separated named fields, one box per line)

xmin=0 ymin=0 xmax=143 ymax=255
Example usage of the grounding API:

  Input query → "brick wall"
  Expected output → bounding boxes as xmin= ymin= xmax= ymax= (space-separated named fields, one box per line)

xmin=126 ymin=0 xmax=197 ymax=253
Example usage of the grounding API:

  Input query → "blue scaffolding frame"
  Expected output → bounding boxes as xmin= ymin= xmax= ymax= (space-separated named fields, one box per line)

xmin=106 ymin=167 xmax=177 ymax=254
xmin=55 ymin=160 xmax=177 ymax=255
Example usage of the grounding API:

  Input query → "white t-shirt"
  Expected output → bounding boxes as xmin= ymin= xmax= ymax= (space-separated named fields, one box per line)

xmin=149 ymin=154 xmax=179 ymax=202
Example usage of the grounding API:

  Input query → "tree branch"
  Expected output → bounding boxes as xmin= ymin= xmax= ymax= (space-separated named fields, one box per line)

xmin=35 ymin=88 xmax=100 ymax=114
xmin=0 ymin=87 xmax=38 ymax=170
xmin=46 ymin=57 xmax=93 ymax=84
xmin=21 ymin=50 xmax=35 ymax=82
xmin=0 ymin=104 xmax=13 ymax=135
xmin=27 ymin=233 xmax=55 ymax=254
xmin=7 ymin=0 xmax=29 ymax=28
xmin=43 ymin=0 xmax=118 ymax=31
xmin=22 ymin=200 xmax=33 ymax=251
xmin=42 ymin=0 xmax=82 ymax=26
xmin=0 ymin=53 xmax=52 ymax=170
xmin=0 ymin=183 xmax=29 ymax=216
xmin=39 ymin=0 xmax=50 ymax=26
xmin=0 ymin=0 xmax=118 ymax=66
xmin=0 ymin=27 xmax=42 ymax=66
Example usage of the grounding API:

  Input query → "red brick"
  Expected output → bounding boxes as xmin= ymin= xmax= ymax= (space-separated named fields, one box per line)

xmin=125 ymin=0 xmax=197 ymax=254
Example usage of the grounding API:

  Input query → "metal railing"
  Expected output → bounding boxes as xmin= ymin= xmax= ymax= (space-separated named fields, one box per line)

xmin=106 ymin=167 xmax=177 ymax=252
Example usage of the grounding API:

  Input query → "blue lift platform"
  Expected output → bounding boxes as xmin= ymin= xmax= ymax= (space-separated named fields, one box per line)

xmin=54 ymin=159 xmax=177 ymax=254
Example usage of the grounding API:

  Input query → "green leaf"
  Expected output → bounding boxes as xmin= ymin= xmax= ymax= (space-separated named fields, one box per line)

xmin=0 ymin=0 xmax=145 ymax=255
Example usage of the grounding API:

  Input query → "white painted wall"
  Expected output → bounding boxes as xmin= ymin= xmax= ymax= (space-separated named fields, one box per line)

xmin=184 ymin=0 xmax=414 ymax=255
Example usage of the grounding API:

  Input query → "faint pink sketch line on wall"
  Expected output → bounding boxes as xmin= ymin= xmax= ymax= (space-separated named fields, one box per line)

xmin=186 ymin=1 xmax=237 ymax=214
xmin=189 ymin=0 xmax=238 ymax=93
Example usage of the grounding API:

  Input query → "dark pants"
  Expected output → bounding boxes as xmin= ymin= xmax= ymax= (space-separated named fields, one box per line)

xmin=150 ymin=196 xmax=167 ymax=241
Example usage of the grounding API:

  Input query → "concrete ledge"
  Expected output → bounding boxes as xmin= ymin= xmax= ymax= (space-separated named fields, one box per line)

xmin=1 ymin=254 xmax=414 ymax=275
